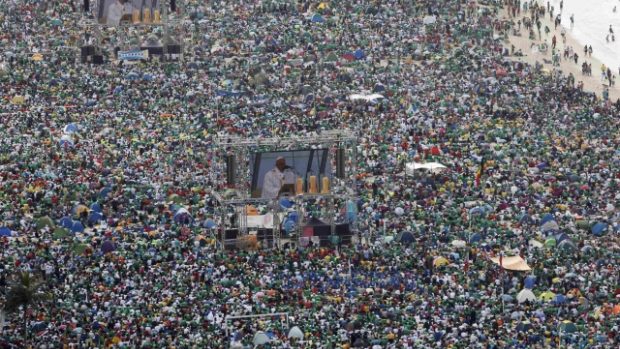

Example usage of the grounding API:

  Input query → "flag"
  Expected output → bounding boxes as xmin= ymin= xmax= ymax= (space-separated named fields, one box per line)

xmin=475 ymin=156 xmax=485 ymax=187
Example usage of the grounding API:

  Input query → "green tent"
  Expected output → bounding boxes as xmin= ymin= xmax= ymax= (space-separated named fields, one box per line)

xmin=36 ymin=216 xmax=55 ymax=230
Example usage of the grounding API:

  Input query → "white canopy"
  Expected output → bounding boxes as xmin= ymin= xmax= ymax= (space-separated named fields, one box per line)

xmin=490 ymin=255 xmax=532 ymax=271
xmin=405 ymin=162 xmax=447 ymax=175
xmin=246 ymin=214 xmax=274 ymax=229
xmin=348 ymin=93 xmax=384 ymax=102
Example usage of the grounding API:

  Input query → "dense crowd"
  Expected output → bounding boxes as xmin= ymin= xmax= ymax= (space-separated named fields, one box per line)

xmin=0 ymin=0 xmax=619 ymax=348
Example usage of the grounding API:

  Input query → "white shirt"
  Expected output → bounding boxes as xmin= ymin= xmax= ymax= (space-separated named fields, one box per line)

xmin=106 ymin=1 xmax=124 ymax=26
xmin=261 ymin=168 xmax=296 ymax=199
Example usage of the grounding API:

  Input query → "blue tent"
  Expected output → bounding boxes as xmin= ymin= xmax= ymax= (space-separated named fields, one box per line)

xmin=540 ymin=213 xmax=555 ymax=225
xmin=279 ymin=198 xmax=294 ymax=209
xmin=353 ymin=49 xmax=365 ymax=60
xmin=71 ymin=221 xmax=84 ymax=233
xmin=0 ymin=227 xmax=12 ymax=237
xmin=311 ymin=14 xmax=325 ymax=23
xmin=143 ymin=74 xmax=154 ymax=81
xmin=90 ymin=203 xmax=102 ymax=213
xmin=88 ymin=212 xmax=104 ymax=224
xmin=113 ymin=86 xmax=123 ymax=95
xmin=591 ymin=222 xmax=608 ymax=236
xmin=524 ymin=275 xmax=536 ymax=289
xmin=282 ymin=218 xmax=296 ymax=233
xmin=373 ymin=84 xmax=386 ymax=93
xmin=59 ymin=217 xmax=73 ymax=229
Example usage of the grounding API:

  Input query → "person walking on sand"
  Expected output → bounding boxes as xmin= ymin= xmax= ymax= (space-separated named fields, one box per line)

xmin=552 ymin=35 xmax=557 ymax=50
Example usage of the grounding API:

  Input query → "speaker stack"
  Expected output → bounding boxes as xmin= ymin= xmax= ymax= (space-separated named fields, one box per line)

xmin=225 ymin=153 xmax=236 ymax=186
xmin=335 ymin=147 xmax=346 ymax=179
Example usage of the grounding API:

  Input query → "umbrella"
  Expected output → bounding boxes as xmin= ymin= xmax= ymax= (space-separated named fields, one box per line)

xmin=501 ymin=294 xmax=514 ymax=302
xmin=59 ymin=134 xmax=74 ymax=147
xmin=394 ymin=207 xmax=405 ymax=216
xmin=101 ymin=240 xmax=115 ymax=254
xmin=173 ymin=208 xmax=192 ymax=224
xmin=31 ymin=322 xmax=47 ymax=333
xmin=517 ymin=289 xmax=536 ymax=303
xmin=524 ymin=275 xmax=536 ymax=289
xmin=59 ymin=216 xmax=73 ymax=229
xmin=288 ymin=326 xmax=304 ymax=339
xmin=253 ymin=331 xmax=271 ymax=346
xmin=552 ymin=294 xmax=567 ymax=305
xmin=539 ymin=291 xmax=556 ymax=302
xmin=63 ymin=123 xmax=78 ymax=133
xmin=311 ymin=14 xmax=325 ymax=23
xmin=52 ymin=228 xmax=70 ymax=240
xmin=36 ymin=216 xmax=55 ymax=230
xmin=591 ymin=222 xmax=608 ymax=236
xmin=557 ymin=240 xmax=576 ymax=252
xmin=433 ymin=256 xmax=449 ymax=267
xmin=0 ymin=227 xmax=12 ymax=237
xmin=544 ymin=238 xmax=556 ymax=248
xmin=469 ymin=232 xmax=482 ymax=243
xmin=451 ymin=240 xmax=466 ymax=248
xmin=529 ymin=239 xmax=543 ymax=248
xmin=399 ymin=231 xmax=414 ymax=245
xmin=72 ymin=243 xmax=88 ymax=255
xmin=559 ymin=321 xmax=578 ymax=333
xmin=516 ymin=321 xmax=532 ymax=332
xmin=71 ymin=221 xmax=84 ymax=233
xmin=540 ymin=213 xmax=555 ymax=225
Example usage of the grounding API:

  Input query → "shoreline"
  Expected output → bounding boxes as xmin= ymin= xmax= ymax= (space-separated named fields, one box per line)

xmin=499 ymin=4 xmax=620 ymax=101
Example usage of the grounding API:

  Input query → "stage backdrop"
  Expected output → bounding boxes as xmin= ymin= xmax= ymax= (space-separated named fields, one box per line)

xmin=251 ymin=149 xmax=331 ymax=199
xmin=98 ymin=0 xmax=159 ymax=26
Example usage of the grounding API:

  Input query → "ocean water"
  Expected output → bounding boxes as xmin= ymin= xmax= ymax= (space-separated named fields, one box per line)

xmin=542 ymin=0 xmax=620 ymax=72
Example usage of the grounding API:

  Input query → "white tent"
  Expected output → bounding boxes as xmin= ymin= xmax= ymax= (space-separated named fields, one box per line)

xmin=253 ymin=331 xmax=271 ymax=346
xmin=405 ymin=162 xmax=447 ymax=175
xmin=516 ymin=289 xmax=537 ymax=303
xmin=490 ymin=255 xmax=532 ymax=271
xmin=288 ymin=326 xmax=304 ymax=339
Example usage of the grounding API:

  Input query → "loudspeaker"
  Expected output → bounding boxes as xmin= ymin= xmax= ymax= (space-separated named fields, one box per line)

xmin=142 ymin=46 xmax=164 ymax=55
xmin=336 ymin=148 xmax=345 ymax=178
xmin=83 ymin=0 xmax=89 ymax=12
xmin=171 ymin=0 xmax=176 ymax=12
xmin=225 ymin=154 xmax=235 ymax=186
xmin=336 ymin=223 xmax=351 ymax=245
xmin=224 ymin=229 xmax=238 ymax=240
xmin=166 ymin=44 xmax=181 ymax=54
xmin=92 ymin=54 xmax=104 ymax=64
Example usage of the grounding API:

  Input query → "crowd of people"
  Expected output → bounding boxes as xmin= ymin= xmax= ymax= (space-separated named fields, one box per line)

xmin=0 ymin=0 xmax=619 ymax=348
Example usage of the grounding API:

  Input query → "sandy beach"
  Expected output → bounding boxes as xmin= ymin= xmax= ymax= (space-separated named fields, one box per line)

xmin=500 ymin=5 xmax=620 ymax=101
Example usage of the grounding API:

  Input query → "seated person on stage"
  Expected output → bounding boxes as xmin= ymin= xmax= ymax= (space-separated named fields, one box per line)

xmin=261 ymin=156 xmax=296 ymax=199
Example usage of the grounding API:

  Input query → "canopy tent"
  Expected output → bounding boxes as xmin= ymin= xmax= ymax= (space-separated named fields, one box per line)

xmin=405 ymin=162 xmax=447 ymax=175
xmin=490 ymin=255 xmax=531 ymax=271
xmin=516 ymin=289 xmax=537 ymax=303
xmin=253 ymin=331 xmax=271 ymax=346
xmin=348 ymin=93 xmax=384 ymax=102
xmin=433 ymin=256 xmax=449 ymax=267
xmin=288 ymin=326 xmax=304 ymax=339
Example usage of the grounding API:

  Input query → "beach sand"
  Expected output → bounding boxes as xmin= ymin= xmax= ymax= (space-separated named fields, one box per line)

xmin=499 ymin=6 xmax=620 ymax=101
